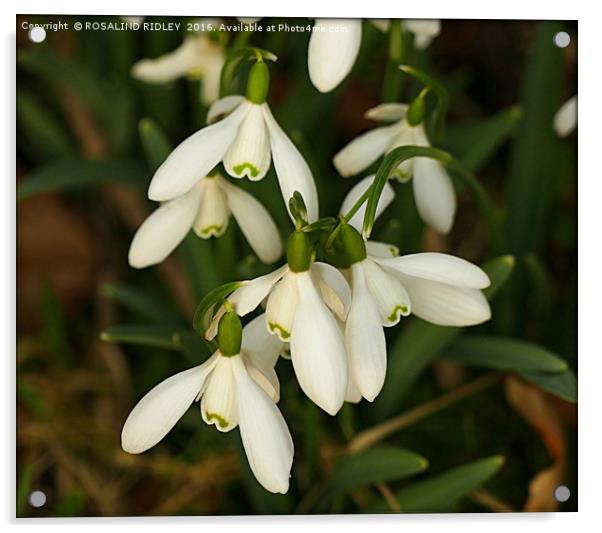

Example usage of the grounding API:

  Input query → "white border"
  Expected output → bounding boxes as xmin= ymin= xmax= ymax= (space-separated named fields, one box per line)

xmin=5 ymin=1 xmax=597 ymax=531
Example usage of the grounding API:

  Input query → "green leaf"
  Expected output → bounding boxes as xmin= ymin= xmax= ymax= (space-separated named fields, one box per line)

xmin=16 ymin=464 xmax=33 ymax=517
xmin=100 ymin=324 xmax=178 ymax=350
xmin=321 ymin=447 xmax=428 ymax=505
xmin=17 ymin=89 xmax=75 ymax=162
xmin=101 ymin=282 xmax=181 ymax=324
xmin=520 ymin=369 xmax=577 ymax=403
xmin=370 ymin=456 xmax=505 ymax=513
xmin=139 ymin=118 xmax=172 ymax=173
xmin=373 ymin=255 xmax=515 ymax=419
xmin=481 ymin=255 xmax=515 ymax=300
xmin=454 ymin=105 xmax=523 ymax=174
xmin=172 ymin=330 xmax=213 ymax=363
xmin=192 ymin=281 xmax=244 ymax=336
xmin=17 ymin=157 xmax=146 ymax=199
xmin=40 ymin=280 xmax=73 ymax=367
xmin=445 ymin=335 xmax=569 ymax=374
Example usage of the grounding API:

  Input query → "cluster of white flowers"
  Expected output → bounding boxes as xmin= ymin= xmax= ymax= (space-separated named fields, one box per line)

xmin=121 ymin=18 xmax=493 ymax=494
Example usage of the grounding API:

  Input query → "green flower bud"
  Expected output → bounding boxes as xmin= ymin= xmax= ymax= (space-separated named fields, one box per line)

xmin=406 ymin=92 xmax=426 ymax=126
xmin=287 ymin=230 xmax=312 ymax=273
xmin=217 ymin=310 xmax=242 ymax=357
xmin=246 ymin=61 xmax=270 ymax=104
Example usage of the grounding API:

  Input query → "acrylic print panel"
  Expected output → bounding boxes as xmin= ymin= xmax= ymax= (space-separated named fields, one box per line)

xmin=16 ymin=15 xmax=577 ymax=517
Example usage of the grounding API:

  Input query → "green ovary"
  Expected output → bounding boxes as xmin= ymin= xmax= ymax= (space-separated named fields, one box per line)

xmin=233 ymin=162 xmax=260 ymax=178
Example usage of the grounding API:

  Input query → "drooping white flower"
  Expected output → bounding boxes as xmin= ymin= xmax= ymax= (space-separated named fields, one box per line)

xmin=121 ymin=315 xmax=293 ymax=494
xmin=131 ymin=23 xmax=225 ymax=106
xmin=129 ymin=174 xmax=282 ymax=268
xmin=207 ymin=260 xmax=351 ymax=415
xmin=344 ymin=238 xmax=491 ymax=400
xmin=372 ymin=19 xmax=441 ymax=50
xmin=308 ymin=19 xmax=362 ymax=93
xmin=333 ymin=103 xmax=456 ymax=234
xmin=553 ymin=95 xmax=577 ymax=137
xmin=147 ymin=93 xmax=319 ymax=223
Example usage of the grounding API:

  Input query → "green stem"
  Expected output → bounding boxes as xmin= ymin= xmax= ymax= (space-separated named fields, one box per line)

xmin=381 ymin=19 xmax=405 ymax=102
xmin=362 ymin=145 xmax=452 ymax=238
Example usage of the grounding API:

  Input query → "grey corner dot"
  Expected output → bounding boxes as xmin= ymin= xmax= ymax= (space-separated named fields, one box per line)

xmin=28 ymin=26 xmax=46 ymax=43
xmin=553 ymin=31 xmax=571 ymax=48
xmin=28 ymin=490 xmax=47 ymax=508
xmin=554 ymin=485 xmax=570 ymax=502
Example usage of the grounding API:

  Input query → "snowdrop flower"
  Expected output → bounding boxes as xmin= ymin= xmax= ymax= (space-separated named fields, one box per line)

xmin=129 ymin=173 xmax=282 ymax=268
xmin=308 ymin=19 xmax=362 ymax=93
xmin=121 ymin=312 xmax=293 ymax=494
xmin=553 ymin=95 xmax=577 ymax=137
xmin=372 ymin=19 xmax=441 ymax=50
xmin=131 ymin=21 xmax=224 ymax=105
xmin=332 ymin=219 xmax=491 ymax=401
xmin=207 ymin=232 xmax=350 ymax=415
xmin=333 ymin=103 xmax=456 ymax=234
xmin=147 ymin=62 xmax=319 ymax=223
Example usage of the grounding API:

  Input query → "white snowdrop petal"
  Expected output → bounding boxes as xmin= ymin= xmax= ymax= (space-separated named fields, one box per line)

xmin=207 ymin=95 xmax=246 ymax=124
xmin=404 ymin=19 xmax=441 ymax=49
xmin=377 ymin=252 xmax=490 ymax=289
xmin=345 ymin=374 xmax=363 ymax=404
xmin=195 ymin=36 xmax=225 ymax=106
xmin=131 ymin=37 xmax=200 ymax=83
xmin=266 ymin=271 xmax=299 ymax=341
xmin=340 ymin=174 xmax=395 ymax=230
xmin=362 ymin=259 xmax=411 ymax=326
xmin=308 ymin=19 xmax=362 ymax=93
xmin=200 ymin=356 xmax=238 ymax=432
xmin=400 ymin=274 xmax=491 ymax=326
xmin=412 ymin=157 xmax=456 ymax=234
xmin=554 ymin=95 xmax=577 ymax=138
xmin=229 ymin=265 xmax=289 ymax=317
xmin=242 ymin=313 xmax=285 ymax=372
xmin=192 ymin=178 xmax=231 ymax=238
xmin=262 ymin=105 xmax=319 ymax=222
xmin=217 ymin=176 xmax=282 ymax=263
xmin=128 ymin=185 xmax=203 ymax=269
xmin=290 ymin=272 xmax=348 ymax=415
xmin=148 ymin=101 xmax=250 ymax=201
xmin=366 ymin=240 xmax=399 ymax=258
xmin=245 ymin=360 xmax=280 ymax=403
xmin=365 ymin=103 xmax=409 ymax=122
xmin=333 ymin=124 xmax=400 ymax=178
xmin=232 ymin=356 xmax=293 ymax=494
xmin=310 ymin=262 xmax=351 ymax=321
xmin=121 ymin=354 xmax=219 ymax=454
xmin=223 ymin=104 xmax=272 ymax=181
xmin=345 ymin=263 xmax=387 ymax=401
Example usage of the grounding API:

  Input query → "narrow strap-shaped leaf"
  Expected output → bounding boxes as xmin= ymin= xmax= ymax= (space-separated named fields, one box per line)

xmin=369 ymin=456 xmax=505 ymax=513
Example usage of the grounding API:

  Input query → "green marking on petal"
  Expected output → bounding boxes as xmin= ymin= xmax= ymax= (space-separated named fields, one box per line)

xmin=186 ymin=67 xmax=205 ymax=80
xmin=389 ymin=246 xmax=400 ymax=257
xmin=233 ymin=162 xmax=260 ymax=178
xmin=392 ymin=168 xmax=412 ymax=183
xmin=268 ymin=322 xmax=291 ymax=340
xmin=388 ymin=305 xmax=408 ymax=322
xmin=200 ymin=224 xmax=223 ymax=237
xmin=205 ymin=412 xmax=229 ymax=429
